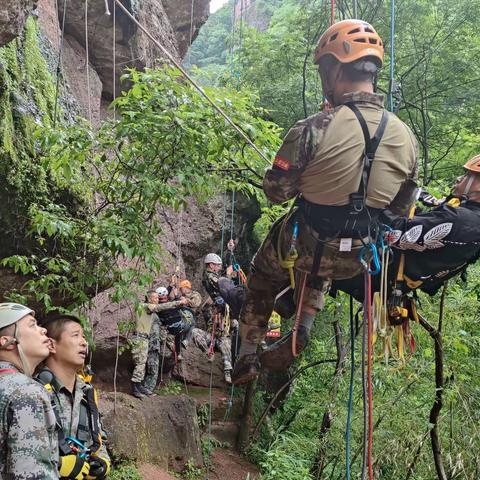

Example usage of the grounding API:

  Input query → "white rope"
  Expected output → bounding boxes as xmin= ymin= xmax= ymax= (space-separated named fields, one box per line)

xmin=85 ymin=0 xmax=93 ymax=123
xmin=112 ymin=0 xmax=270 ymax=165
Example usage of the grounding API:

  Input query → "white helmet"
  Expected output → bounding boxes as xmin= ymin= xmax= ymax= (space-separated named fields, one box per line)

xmin=0 ymin=303 xmax=34 ymax=330
xmin=204 ymin=253 xmax=222 ymax=265
xmin=155 ymin=287 xmax=168 ymax=296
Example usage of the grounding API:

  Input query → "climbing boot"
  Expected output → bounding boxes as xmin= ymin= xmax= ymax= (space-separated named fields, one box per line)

xmin=260 ymin=327 xmax=309 ymax=372
xmin=231 ymin=353 xmax=260 ymax=385
xmin=224 ymin=370 xmax=232 ymax=384
xmin=131 ymin=382 xmax=145 ymax=399
xmin=139 ymin=384 xmax=154 ymax=396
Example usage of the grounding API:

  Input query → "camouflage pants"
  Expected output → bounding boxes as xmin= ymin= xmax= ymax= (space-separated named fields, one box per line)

xmin=240 ymin=212 xmax=366 ymax=345
xmin=130 ymin=334 xmax=149 ymax=382
xmin=143 ymin=322 xmax=174 ymax=392
xmin=191 ymin=328 xmax=232 ymax=371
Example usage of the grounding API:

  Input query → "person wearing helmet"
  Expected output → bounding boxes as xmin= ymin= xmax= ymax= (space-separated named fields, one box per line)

xmin=0 ymin=303 xmax=58 ymax=478
xmin=202 ymin=253 xmax=223 ymax=301
xmin=233 ymin=20 xmax=419 ymax=384
xmin=333 ymin=154 xmax=480 ymax=304
xmin=130 ymin=289 xmax=187 ymax=398
xmin=36 ymin=314 xmax=110 ymax=480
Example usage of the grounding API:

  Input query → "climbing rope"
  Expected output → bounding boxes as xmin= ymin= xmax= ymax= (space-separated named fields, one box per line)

xmin=330 ymin=0 xmax=335 ymax=25
xmin=388 ymin=0 xmax=396 ymax=112
xmin=291 ymin=271 xmax=308 ymax=358
xmin=220 ymin=192 xmax=228 ymax=259
xmin=53 ymin=0 xmax=68 ymax=127
xmin=112 ymin=0 xmax=117 ymax=119
xmin=205 ymin=359 xmax=215 ymax=480
xmin=352 ymin=0 xmax=357 ymax=18
xmin=85 ymin=0 xmax=92 ymax=123
xmin=112 ymin=0 xmax=270 ymax=165
xmin=345 ymin=296 xmax=355 ymax=480
xmin=366 ymin=273 xmax=374 ymax=480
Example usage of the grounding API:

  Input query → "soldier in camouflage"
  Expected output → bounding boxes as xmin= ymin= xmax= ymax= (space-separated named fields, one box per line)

xmin=202 ymin=253 xmax=223 ymax=300
xmin=232 ymin=20 xmax=419 ymax=385
xmin=131 ymin=289 xmax=187 ymax=398
xmin=37 ymin=314 xmax=111 ymax=479
xmin=0 ymin=303 xmax=58 ymax=479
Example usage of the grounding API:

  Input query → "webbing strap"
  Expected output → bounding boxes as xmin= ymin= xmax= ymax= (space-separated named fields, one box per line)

xmin=344 ymin=103 xmax=389 ymax=212
xmin=0 ymin=368 xmax=17 ymax=374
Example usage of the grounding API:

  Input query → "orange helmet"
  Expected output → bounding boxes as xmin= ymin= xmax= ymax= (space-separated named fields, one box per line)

xmin=179 ymin=280 xmax=192 ymax=289
xmin=464 ymin=154 xmax=480 ymax=173
xmin=314 ymin=19 xmax=384 ymax=67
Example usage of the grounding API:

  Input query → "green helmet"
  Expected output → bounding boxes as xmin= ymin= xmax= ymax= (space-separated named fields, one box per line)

xmin=0 ymin=303 xmax=34 ymax=330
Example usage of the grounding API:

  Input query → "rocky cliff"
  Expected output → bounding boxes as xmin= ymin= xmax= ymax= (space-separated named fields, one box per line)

xmin=0 ymin=0 xmax=261 ymax=357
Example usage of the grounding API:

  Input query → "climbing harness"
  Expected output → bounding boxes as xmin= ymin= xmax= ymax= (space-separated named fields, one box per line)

xmin=37 ymin=369 xmax=103 ymax=458
xmin=112 ymin=0 xmax=270 ymax=165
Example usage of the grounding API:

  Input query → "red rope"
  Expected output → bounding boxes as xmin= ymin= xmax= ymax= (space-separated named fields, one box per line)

xmin=366 ymin=272 xmax=374 ymax=480
xmin=330 ymin=0 xmax=335 ymax=25
xmin=292 ymin=272 xmax=308 ymax=357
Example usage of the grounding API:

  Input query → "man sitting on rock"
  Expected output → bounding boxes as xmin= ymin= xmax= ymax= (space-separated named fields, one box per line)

xmin=36 ymin=314 xmax=111 ymax=480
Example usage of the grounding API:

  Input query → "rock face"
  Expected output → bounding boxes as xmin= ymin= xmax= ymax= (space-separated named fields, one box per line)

xmin=0 ymin=0 xmax=38 ymax=46
xmin=99 ymin=391 xmax=203 ymax=469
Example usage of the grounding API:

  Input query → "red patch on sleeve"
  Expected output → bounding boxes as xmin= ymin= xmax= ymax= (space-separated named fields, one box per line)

xmin=273 ymin=155 xmax=291 ymax=171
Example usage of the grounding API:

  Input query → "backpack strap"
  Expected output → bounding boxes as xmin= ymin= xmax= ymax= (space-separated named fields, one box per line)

xmin=344 ymin=103 xmax=389 ymax=213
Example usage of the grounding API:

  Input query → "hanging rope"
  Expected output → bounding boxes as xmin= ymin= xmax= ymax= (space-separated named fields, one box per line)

xmin=53 ymin=0 xmax=68 ymax=127
xmin=366 ymin=273 xmax=374 ymax=480
xmin=387 ymin=0 xmax=395 ymax=112
xmin=330 ymin=0 xmax=335 ymax=25
xmin=352 ymin=0 xmax=357 ymax=18
xmin=230 ymin=190 xmax=236 ymax=241
xmin=345 ymin=296 xmax=355 ymax=480
xmin=220 ymin=192 xmax=228 ymax=259
xmin=85 ymin=0 xmax=93 ymax=123
xmin=112 ymin=0 xmax=117 ymax=119
xmin=112 ymin=0 xmax=270 ymax=165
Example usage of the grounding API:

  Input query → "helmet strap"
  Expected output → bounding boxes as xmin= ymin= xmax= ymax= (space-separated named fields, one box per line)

xmin=461 ymin=174 xmax=476 ymax=197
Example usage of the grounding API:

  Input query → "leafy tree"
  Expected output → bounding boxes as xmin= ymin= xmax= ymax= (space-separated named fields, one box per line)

xmin=1 ymin=66 xmax=281 ymax=311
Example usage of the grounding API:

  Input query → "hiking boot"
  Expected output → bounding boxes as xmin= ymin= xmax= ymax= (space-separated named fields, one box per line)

xmin=131 ymin=382 xmax=145 ymax=399
xmin=231 ymin=353 xmax=260 ymax=385
xmin=224 ymin=370 xmax=232 ymax=384
xmin=260 ymin=328 xmax=309 ymax=372
xmin=138 ymin=384 xmax=151 ymax=395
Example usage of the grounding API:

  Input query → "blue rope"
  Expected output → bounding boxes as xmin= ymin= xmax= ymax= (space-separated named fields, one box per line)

xmin=346 ymin=296 xmax=355 ymax=480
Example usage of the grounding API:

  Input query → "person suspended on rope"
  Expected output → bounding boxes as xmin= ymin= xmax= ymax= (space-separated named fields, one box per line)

xmin=381 ymin=154 xmax=480 ymax=296
xmin=36 ymin=314 xmax=111 ymax=480
xmin=0 ymin=303 xmax=59 ymax=479
xmin=202 ymin=253 xmax=224 ymax=301
xmin=130 ymin=289 xmax=187 ymax=399
xmin=232 ymin=19 xmax=419 ymax=384
xmin=154 ymin=286 xmax=192 ymax=362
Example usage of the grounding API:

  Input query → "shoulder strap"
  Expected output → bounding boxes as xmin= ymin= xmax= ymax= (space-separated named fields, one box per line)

xmin=344 ymin=103 xmax=389 ymax=212
xmin=35 ymin=369 xmax=72 ymax=456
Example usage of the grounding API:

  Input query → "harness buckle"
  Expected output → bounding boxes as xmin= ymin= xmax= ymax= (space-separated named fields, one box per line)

xmin=349 ymin=192 xmax=365 ymax=213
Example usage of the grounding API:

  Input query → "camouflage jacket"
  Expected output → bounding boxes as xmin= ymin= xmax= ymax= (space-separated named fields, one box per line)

xmin=0 ymin=361 xmax=58 ymax=479
xmin=37 ymin=369 xmax=110 ymax=462
xmin=202 ymin=269 xmax=221 ymax=300
xmin=263 ymin=91 xmax=418 ymax=216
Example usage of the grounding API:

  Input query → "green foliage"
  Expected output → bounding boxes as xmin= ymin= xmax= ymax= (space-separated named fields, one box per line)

xmin=155 ymin=380 xmax=183 ymax=396
xmin=1 ymin=64 xmax=281 ymax=312
xmin=109 ymin=463 xmax=142 ymax=480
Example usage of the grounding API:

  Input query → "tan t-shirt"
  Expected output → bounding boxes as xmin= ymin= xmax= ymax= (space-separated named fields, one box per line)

xmin=263 ymin=92 xmax=418 ymax=215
